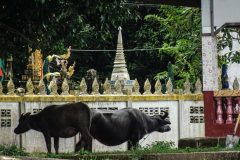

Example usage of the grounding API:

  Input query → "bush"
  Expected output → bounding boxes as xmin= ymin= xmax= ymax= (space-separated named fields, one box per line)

xmin=0 ymin=145 xmax=28 ymax=156
xmin=144 ymin=141 xmax=175 ymax=153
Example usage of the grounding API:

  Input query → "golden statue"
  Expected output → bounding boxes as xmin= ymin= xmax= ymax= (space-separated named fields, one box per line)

xmin=23 ymin=48 xmax=43 ymax=82
xmin=33 ymin=49 xmax=43 ymax=78
xmin=42 ymin=46 xmax=73 ymax=94
xmin=67 ymin=61 xmax=76 ymax=78
xmin=60 ymin=46 xmax=71 ymax=60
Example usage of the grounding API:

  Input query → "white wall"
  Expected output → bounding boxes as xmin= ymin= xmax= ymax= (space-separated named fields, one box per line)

xmin=179 ymin=100 xmax=205 ymax=139
xmin=0 ymin=98 xmax=204 ymax=153
xmin=132 ymin=101 xmax=179 ymax=147
xmin=0 ymin=102 xmax=19 ymax=146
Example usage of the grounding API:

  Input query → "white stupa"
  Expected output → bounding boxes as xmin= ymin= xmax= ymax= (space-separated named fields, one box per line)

xmin=111 ymin=26 xmax=130 ymax=81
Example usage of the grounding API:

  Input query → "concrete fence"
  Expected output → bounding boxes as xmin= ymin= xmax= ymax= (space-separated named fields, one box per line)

xmin=0 ymin=94 xmax=204 ymax=153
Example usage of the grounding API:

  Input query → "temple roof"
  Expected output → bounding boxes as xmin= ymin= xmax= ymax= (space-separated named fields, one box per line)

xmin=140 ymin=0 xmax=201 ymax=8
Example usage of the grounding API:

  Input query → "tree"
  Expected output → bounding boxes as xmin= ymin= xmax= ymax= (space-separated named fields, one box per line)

xmin=217 ymin=28 xmax=240 ymax=66
xmin=0 ymin=0 xmax=141 ymax=83
xmin=135 ymin=6 xmax=202 ymax=88
xmin=1 ymin=1 xmax=202 ymax=90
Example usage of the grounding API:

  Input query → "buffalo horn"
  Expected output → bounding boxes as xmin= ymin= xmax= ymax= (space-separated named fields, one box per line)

xmin=160 ymin=111 xmax=168 ymax=119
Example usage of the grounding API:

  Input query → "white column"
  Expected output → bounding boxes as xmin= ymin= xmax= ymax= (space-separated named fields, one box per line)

xmin=202 ymin=35 xmax=218 ymax=91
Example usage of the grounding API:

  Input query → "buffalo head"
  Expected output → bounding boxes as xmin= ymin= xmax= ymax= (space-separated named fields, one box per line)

xmin=14 ymin=112 xmax=31 ymax=134
xmin=154 ymin=111 xmax=171 ymax=132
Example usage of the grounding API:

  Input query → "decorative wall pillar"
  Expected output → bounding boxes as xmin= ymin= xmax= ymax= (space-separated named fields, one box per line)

xmin=113 ymin=79 xmax=123 ymax=95
xmin=38 ymin=78 xmax=46 ymax=95
xmin=61 ymin=78 xmax=69 ymax=95
xmin=202 ymin=35 xmax=219 ymax=136
xmin=80 ymin=78 xmax=88 ymax=95
xmin=132 ymin=78 xmax=140 ymax=95
xmin=143 ymin=78 xmax=152 ymax=95
xmin=202 ymin=35 xmax=218 ymax=91
xmin=26 ymin=78 xmax=34 ymax=95
xmin=154 ymin=79 xmax=162 ymax=94
xmin=183 ymin=78 xmax=191 ymax=94
xmin=166 ymin=78 xmax=173 ymax=94
xmin=7 ymin=77 xmax=15 ymax=95
xmin=49 ymin=79 xmax=58 ymax=95
xmin=91 ymin=77 xmax=100 ymax=95
xmin=103 ymin=78 xmax=111 ymax=95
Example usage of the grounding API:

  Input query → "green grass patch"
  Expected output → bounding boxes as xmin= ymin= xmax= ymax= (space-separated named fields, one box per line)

xmin=0 ymin=145 xmax=28 ymax=156
xmin=1 ymin=142 xmax=240 ymax=159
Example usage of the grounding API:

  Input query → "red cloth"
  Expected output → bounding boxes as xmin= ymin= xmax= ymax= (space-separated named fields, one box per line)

xmin=0 ymin=69 xmax=3 ymax=76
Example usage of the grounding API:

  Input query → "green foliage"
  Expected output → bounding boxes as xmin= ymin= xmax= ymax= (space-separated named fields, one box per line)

xmin=217 ymin=28 xmax=240 ymax=67
xmin=0 ymin=145 xmax=28 ymax=156
xmin=142 ymin=141 xmax=175 ymax=153
xmin=1 ymin=1 xmax=202 ymax=88
xmin=2 ymin=142 xmax=240 ymax=159
xmin=77 ymin=149 xmax=92 ymax=155
xmin=132 ymin=5 xmax=202 ymax=88
xmin=155 ymin=71 xmax=168 ymax=80
xmin=155 ymin=6 xmax=201 ymax=88
xmin=0 ymin=0 xmax=140 ymax=82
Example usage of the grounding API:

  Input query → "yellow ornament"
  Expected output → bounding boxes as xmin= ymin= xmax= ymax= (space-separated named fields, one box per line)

xmin=60 ymin=46 xmax=71 ymax=59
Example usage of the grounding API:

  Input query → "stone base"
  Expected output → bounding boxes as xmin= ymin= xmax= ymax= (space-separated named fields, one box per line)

xmin=178 ymin=137 xmax=226 ymax=148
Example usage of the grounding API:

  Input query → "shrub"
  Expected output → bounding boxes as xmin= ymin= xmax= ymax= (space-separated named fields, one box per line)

xmin=0 ymin=145 xmax=28 ymax=156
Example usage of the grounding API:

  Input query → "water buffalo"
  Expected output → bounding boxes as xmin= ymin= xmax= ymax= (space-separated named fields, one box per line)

xmin=14 ymin=102 xmax=92 ymax=153
xmin=80 ymin=108 xmax=171 ymax=149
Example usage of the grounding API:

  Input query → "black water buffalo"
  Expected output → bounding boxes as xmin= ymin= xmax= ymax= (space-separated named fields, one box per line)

xmin=80 ymin=108 xmax=171 ymax=149
xmin=14 ymin=102 xmax=92 ymax=153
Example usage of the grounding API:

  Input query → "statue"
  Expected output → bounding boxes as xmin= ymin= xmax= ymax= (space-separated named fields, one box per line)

xmin=221 ymin=64 xmax=229 ymax=89
xmin=167 ymin=61 xmax=175 ymax=89
xmin=43 ymin=46 xmax=74 ymax=94
xmin=66 ymin=62 xmax=76 ymax=78
xmin=0 ymin=58 xmax=5 ymax=82
xmin=85 ymin=69 xmax=98 ymax=94
xmin=22 ymin=48 xmax=43 ymax=83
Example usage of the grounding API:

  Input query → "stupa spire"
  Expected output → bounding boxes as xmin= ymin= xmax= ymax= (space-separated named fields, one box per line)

xmin=111 ymin=26 xmax=130 ymax=81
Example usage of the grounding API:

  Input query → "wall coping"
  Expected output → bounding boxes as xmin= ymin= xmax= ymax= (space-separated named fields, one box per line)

xmin=0 ymin=94 xmax=203 ymax=102
xmin=214 ymin=90 xmax=240 ymax=97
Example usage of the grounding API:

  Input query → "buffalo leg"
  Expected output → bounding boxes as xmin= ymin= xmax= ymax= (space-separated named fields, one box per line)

xmin=75 ymin=134 xmax=82 ymax=152
xmin=77 ymin=128 xmax=92 ymax=152
xmin=54 ymin=137 xmax=59 ymax=154
xmin=128 ymin=132 xmax=140 ymax=150
xmin=128 ymin=140 xmax=139 ymax=150
xmin=75 ymin=140 xmax=85 ymax=152
xmin=43 ymin=133 xmax=51 ymax=153
xmin=75 ymin=134 xmax=86 ymax=152
xmin=75 ymin=135 xmax=92 ymax=152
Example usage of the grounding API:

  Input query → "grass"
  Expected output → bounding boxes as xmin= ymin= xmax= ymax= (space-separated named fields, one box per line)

xmin=1 ymin=142 xmax=240 ymax=159
xmin=0 ymin=145 xmax=28 ymax=156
